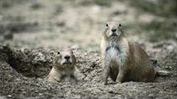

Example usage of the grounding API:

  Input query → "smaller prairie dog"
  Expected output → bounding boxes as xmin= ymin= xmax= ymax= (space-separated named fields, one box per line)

xmin=46 ymin=49 xmax=77 ymax=83
xmin=100 ymin=22 xmax=169 ymax=85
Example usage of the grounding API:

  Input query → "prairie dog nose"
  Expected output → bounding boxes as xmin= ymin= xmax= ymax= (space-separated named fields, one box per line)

xmin=111 ymin=29 xmax=116 ymax=32
xmin=64 ymin=55 xmax=70 ymax=60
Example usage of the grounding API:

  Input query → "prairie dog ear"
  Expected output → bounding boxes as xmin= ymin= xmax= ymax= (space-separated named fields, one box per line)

xmin=69 ymin=47 xmax=74 ymax=52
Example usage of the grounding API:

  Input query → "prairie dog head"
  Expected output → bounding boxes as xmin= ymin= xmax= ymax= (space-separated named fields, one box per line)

xmin=104 ymin=22 xmax=123 ymax=40
xmin=55 ymin=49 xmax=76 ymax=68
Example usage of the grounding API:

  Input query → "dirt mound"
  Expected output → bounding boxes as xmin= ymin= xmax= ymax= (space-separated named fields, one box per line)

xmin=0 ymin=42 xmax=177 ymax=99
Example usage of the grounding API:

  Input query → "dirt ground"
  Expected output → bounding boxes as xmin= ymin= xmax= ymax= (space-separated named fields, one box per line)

xmin=0 ymin=42 xmax=177 ymax=99
xmin=0 ymin=0 xmax=177 ymax=98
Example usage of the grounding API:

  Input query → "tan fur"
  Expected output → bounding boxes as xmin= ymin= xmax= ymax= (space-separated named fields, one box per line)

xmin=100 ymin=22 xmax=156 ymax=85
xmin=46 ymin=49 xmax=77 ymax=83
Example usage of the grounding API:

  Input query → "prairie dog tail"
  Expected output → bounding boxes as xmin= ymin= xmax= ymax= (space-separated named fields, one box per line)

xmin=151 ymin=59 xmax=171 ymax=76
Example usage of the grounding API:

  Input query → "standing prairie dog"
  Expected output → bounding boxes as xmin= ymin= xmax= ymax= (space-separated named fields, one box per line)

xmin=100 ymin=22 xmax=169 ymax=85
xmin=46 ymin=49 xmax=77 ymax=83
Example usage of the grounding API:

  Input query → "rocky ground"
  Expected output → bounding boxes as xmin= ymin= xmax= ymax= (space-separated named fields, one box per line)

xmin=0 ymin=0 xmax=177 ymax=98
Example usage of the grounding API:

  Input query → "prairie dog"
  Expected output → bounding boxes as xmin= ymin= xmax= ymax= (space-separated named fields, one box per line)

xmin=46 ymin=49 xmax=77 ymax=83
xmin=100 ymin=22 xmax=157 ymax=85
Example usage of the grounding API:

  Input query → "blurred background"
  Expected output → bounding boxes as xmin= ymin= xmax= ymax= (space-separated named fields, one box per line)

xmin=0 ymin=0 xmax=176 ymax=51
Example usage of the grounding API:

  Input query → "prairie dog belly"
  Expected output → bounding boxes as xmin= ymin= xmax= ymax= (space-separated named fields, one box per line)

xmin=108 ymin=47 xmax=119 ymax=57
xmin=105 ymin=47 xmax=120 ymax=67
xmin=60 ymin=70 xmax=73 ymax=76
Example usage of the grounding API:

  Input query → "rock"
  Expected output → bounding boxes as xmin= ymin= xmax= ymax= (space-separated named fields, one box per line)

xmin=166 ymin=45 xmax=174 ymax=52
xmin=148 ymin=94 xmax=155 ymax=98
xmin=7 ymin=95 xmax=12 ymax=98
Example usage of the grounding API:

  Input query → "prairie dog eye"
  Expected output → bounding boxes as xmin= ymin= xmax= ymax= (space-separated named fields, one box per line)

xmin=57 ymin=52 xmax=60 ymax=54
xmin=106 ymin=23 xmax=109 ymax=27
xmin=119 ymin=24 xmax=122 ymax=27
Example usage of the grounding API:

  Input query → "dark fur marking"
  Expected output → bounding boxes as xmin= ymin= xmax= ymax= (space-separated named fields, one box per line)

xmin=106 ymin=46 xmax=120 ymax=52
